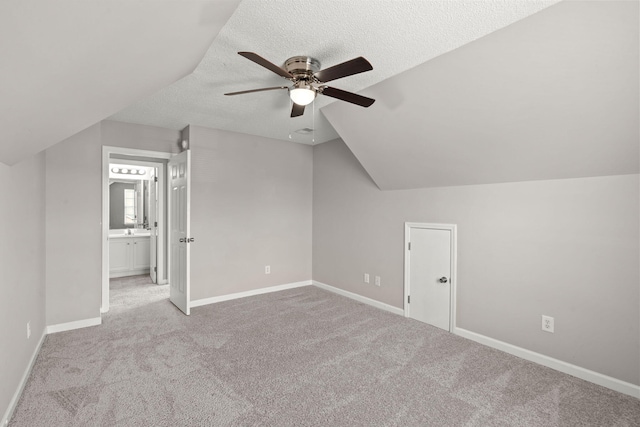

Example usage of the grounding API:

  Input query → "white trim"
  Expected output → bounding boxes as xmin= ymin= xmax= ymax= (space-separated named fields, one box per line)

xmin=1 ymin=330 xmax=46 ymax=427
xmin=190 ymin=281 xmax=312 ymax=308
xmin=454 ymin=327 xmax=640 ymax=399
xmin=46 ymin=317 xmax=102 ymax=334
xmin=404 ymin=222 xmax=458 ymax=332
xmin=102 ymin=146 xmax=172 ymax=313
xmin=312 ymin=280 xmax=404 ymax=316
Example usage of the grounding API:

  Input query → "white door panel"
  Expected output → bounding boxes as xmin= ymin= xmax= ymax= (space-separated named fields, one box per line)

xmin=168 ymin=150 xmax=190 ymax=315
xmin=408 ymin=227 xmax=452 ymax=331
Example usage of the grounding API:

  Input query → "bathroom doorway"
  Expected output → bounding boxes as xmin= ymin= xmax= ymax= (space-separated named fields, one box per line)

xmin=101 ymin=146 xmax=173 ymax=313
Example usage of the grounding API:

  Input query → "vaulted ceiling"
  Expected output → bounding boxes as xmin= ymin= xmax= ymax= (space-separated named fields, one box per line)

xmin=109 ymin=0 xmax=560 ymax=147
xmin=1 ymin=0 xmax=558 ymax=166
xmin=1 ymin=0 xmax=637 ymax=191
xmin=323 ymin=0 xmax=639 ymax=189
xmin=0 ymin=0 xmax=240 ymax=165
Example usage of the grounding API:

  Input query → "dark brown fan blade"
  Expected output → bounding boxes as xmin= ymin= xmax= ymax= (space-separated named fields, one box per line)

xmin=314 ymin=57 xmax=373 ymax=83
xmin=225 ymin=86 xmax=288 ymax=96
xmin=321 ymin=86 xmax=375 ymax=107
xmin=238 ymin=52 xmax=293 ymax=79
xmin=291 ymin=103 xmax=305 ymax=117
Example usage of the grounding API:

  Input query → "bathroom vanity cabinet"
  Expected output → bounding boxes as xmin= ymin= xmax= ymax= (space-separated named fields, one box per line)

xmin=109 ymin=235 xmax=150 ymax=278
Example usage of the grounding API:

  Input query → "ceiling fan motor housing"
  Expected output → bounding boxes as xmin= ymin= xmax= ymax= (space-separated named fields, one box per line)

xmin=284 ymin=56 xmax=321 ymax=81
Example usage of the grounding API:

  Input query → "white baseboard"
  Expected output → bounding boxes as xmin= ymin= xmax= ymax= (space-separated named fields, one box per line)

xmin=1 ymin=329 xmax=46 ymax=426
xmin=454 ymin=327 xmax=640 ymax=399
xmin=312 ymin=280 xmax=404 ymax=316
xmin=46 ymin=317 xmax=102 ymax=334
xmin=190 ymin=280 xmax=312 ymax=308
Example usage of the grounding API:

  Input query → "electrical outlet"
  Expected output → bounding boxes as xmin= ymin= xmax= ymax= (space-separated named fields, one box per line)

xmin=375 ymin=276 xmax=381 ymax=286
xmin=265 ymin=265 xmax=270 ymax=274
xmin=364 ymin=273 xmax=369 ymax=284
xmin=542 ymin=315 xmax=554 ymax=333
xmin=27 ymin=321 xmax=31 ymax=339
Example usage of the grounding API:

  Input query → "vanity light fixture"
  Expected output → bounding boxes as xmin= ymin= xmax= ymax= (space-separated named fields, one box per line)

xmin=110 ymin=167 xmax=147 ymax=176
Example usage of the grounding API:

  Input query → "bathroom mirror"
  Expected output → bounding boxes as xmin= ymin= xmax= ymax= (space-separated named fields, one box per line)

xmin=109 ymin=179 xmax=149 ymax=229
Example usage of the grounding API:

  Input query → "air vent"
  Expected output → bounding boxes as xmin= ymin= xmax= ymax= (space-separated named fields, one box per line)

xmin=295 ymin=128 xmax=314 ymax=134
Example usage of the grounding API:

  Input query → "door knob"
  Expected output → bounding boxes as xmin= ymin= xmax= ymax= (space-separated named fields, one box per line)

xmin=439 ymin=277 xmax=448 ymax=283
xmin=179 ymin=238 xmax=186 ymax=243
xmin=188 ymin=238 xmax=195 ymax=243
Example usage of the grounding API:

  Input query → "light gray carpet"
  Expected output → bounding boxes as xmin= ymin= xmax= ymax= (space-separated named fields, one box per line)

xmin=9 ymin=278 xmax=640 ymax=426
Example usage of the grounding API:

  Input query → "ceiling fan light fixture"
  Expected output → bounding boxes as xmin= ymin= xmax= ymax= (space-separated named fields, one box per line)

xmin=289 ymin=83 xmax=316 ymax=106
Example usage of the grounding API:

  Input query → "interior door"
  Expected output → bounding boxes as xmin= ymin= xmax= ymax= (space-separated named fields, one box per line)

xmin=168 ymin=150 xmax=191 ymax=315
xmin=149 ymin=168 xmax=157 ymax=283
xmin=408 ymin=227 xmax=451 ymax=330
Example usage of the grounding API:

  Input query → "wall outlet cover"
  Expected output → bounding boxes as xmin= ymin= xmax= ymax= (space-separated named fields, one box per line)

xmin=542 ymin=315 xmax=554 ymax=333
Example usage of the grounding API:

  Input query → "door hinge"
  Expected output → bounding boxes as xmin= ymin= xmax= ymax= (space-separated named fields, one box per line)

xmin=408 ymin=242 xmax=411 ymax=250
xmin=154 ymin=176 xmax=158 ymax=182
xmin=154 ymin=221 xmax=158 ymax=228
xmin=154 ymin=267 xmax=157 ymax=272
xmin=408 ymin=295 xmax=410 ymax=304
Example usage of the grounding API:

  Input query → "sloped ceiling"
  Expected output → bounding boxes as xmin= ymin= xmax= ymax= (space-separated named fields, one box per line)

xmin=322 ymin=0 xmax=639 ymax=190
xmin=0 ymin=0 xmax=240 ymax=166
xmin=110 ymin=0 xmax=559 ymax=146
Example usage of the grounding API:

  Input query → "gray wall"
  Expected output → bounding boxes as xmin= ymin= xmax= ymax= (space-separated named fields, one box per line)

xmin=46 ymin=124 xmax=103 ymax=325
xmin=45 ymin=119 xmax=312 ymax=322
xmin=109 ymin=182 xmax=135 ymax=229
xmin=101 ymin=120 xmax=181 ymax=153
xmin=45 ymin=121 xmax=180 ymax=326
xmin=312 ymin=139 xmax=639 ymax=385
xmin=0 ymin=153 xmax=46 ymax=420
xmin=187 ymin=126 xmax=313 ymax=300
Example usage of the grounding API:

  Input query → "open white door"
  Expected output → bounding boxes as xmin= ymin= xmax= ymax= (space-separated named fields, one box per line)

xmin=168 ymin=150 xmax=191 ymax=315
xmin=149 ymin=168 xmax=158 ymax=284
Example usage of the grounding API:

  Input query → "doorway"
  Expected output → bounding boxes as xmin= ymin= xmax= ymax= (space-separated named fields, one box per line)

xmin=101 ymin=146 xmax=173 ymax=313
xmin=404 ymin=223 xmax=457 ymax=331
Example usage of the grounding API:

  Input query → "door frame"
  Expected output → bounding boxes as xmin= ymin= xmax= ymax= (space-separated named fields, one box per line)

xmin=101 ymin=146 xmax=173 ymax=313
xmin=404 ymin=222 xmax=458 ymax=332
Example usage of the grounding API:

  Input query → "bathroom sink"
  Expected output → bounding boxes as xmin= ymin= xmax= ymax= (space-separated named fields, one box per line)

xmin=109 ymin=229 xmax=151 ymax=237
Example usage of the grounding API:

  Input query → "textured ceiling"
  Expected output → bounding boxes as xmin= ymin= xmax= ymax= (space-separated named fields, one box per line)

xmin=322 ymin=0 xmax=639 ymax=190
xmin=110 ymin=0 xmax=560 ymax=146
xmin=0 ymin=0 xmax=240 ymax=166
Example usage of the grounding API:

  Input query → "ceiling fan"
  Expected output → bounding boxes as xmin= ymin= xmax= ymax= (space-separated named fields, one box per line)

xmin=224 ymin=52 xmax=375 ymax=117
